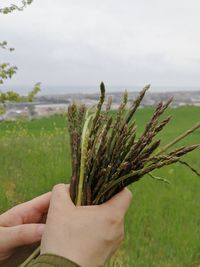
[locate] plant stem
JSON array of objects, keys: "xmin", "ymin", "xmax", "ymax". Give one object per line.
[
  {"xmin": 148, "ymin": 172, "xmax": 170, "ymax": 184},
  {"xmin": 158, "ymin": 122, "xmax": 200, "ymax": 154},
  {"xmin": 19, "ymin": 246, "xmax": 40, "ymax": 267},
  {"xmin": 76, "ymin": 114, "xmax": 93, "ymax": 206}
]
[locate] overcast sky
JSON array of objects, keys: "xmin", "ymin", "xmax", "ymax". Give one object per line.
[{"xmin": 1, "ymin": 0, "xmax": 200, "ymax": 94}]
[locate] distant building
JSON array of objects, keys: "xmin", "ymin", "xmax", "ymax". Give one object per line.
[
  {"xmin": 4, "ymin": 107, "xmax": 30, "ymax": 121},
  {"xmin": 1, "ymin": 90, "xmax": 200, "ymax": 121},
  {"xmin": 34, "ymin": 103, "xmax": 69, "ymax": 117}
]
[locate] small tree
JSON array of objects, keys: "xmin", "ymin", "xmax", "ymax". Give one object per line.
[
  {"xmin": 27, "ymin": 82, "xmax": 41, "ymax": 102},
  {"xmin": 0, "ymin": 41, "xmax": 17, "ymax": 85},
  {"xmin": 0, "ymin": 91, "xmax": 21, "ymax": 102},
  {"xmin": 0, "ymin": 0, "xmax": 40, "ymax": 105},
  {"xmin": 0, "ymin": 83, "xmax": 41, "ymax": 104}
]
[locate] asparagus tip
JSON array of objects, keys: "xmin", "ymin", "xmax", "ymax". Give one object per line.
[{"xmin": 100, "ymin": 82, "xmax": 105, "ymax": 94}]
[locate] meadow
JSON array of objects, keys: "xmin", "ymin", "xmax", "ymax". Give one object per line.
[{"xmin": 0, "ymin": 106, "xmax": 200, "ymax": 267}]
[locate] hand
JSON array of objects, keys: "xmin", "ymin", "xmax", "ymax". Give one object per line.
[
  {"xmin": 41, "ymin": 184, "xmax": 132, "ymax": 267},
  {"xmin": 0, "ymin": 192, "xmax": 51, "ymax": 261}
]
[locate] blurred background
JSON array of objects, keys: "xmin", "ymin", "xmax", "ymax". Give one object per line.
[{"xmin": 0, "ymin": 1, "xmax": 200, "ymax": 267}]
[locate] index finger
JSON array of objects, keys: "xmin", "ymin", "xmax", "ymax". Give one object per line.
[
  {"xmin": 49, "ymin": 184, "xmax": 75, "ymax": 210},
  {"xmin": 0, "ymin": 192, "xmax": 51, "ymax": 227}
]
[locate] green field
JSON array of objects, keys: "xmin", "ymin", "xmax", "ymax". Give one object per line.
[{"xmin": 0, "ymin": 107, "xmax": 200, "ymax": 267}]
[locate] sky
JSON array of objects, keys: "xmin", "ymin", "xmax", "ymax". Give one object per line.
[{"xmin": 1, "ymin": 0, "xmax": 200, "ymax": 94}]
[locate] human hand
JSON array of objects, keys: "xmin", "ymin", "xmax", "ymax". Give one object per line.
[
  {"xmin": 0, "ymin": 192, "xmax": 51, "ymax": 261},
  {"xmin": 41, "ymin": 184, "xmax": 132, "ymax": 267}
]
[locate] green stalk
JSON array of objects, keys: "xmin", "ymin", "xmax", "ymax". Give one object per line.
[
  {"xmin": 148, "ymin": 172, "xmax": 170, "ymax": 184},
  {"xmin": 76, "ymin": 113, "xmax": 93, "ymax": 206},
  {"xmin": 19, "ymin": 247, "xmax": 40, "ymax": 267},
  {"xmin": 158, "ymin": 122, "xmax": 200, "ymax": 154}
]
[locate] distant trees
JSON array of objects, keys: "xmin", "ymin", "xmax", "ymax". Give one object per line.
[{"xmin": 0, "ymin": 0, "xmax": 41, "ymax": 105}]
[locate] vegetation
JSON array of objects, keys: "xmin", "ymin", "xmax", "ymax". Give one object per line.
[
  {"xmin": 0, "ymin": 106, "xmax": 200, "ymax": 266},
  {"xmin": 0, "ymin": 0, "xmax": 34, "ymax": 14},
  {"xmin": 0, "ymin": 41, "xmax": 17, "ymax": 85},
  {"xmin": 0, "ymin": 0, "xmax": 40, "ymax": 105},
  {"xmin": 0, "ymin": 39, "xmax": 41, "ymax": 104},
  {"xmin": 68, "ymin": 83, "xmax": 200, "ymax": 206},
  {"xmin": 1, "ymin": 2, "xmax": 199, "ymax": 266},
  {"xmin": 0, "ymin": 82, "xmax": 41, "ymax": 103}
]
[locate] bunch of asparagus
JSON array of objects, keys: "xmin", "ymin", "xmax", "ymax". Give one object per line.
[{"xmin": 68, "ymin": 83, "xmax": 200, "ymax": 206}]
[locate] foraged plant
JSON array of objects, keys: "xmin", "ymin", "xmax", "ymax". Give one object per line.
[
  {"xmin": 21, "ymin": 83, "xmax": 200, "ymax": 266},
  {"xmin": 68, "ymin": 82, "xmax": 200, "ymax": 206}
]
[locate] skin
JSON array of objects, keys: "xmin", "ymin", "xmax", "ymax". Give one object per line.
[
  {"xmin": 0, "ymin": 184, "xmax": 132, "ymax": 266},
  {"xmin": 0, "ymin": 192, "xmax": 51, "ymax": 261},
  {"xmin": 41, "ymin": 184, "xmax": 132, "ymax": 267}
]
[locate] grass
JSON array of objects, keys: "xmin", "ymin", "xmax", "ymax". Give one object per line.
[{"xmin": 0, "ymin": 107, "xmax": 200, "ymax": 267}]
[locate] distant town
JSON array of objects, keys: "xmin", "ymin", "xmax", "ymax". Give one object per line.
[{"xmin": 1, "ymin": 90, "xmax": 200, "ymax": 121}]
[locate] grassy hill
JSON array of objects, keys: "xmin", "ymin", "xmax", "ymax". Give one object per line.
[{"xmin": 0, "ymin": 106, "xmax": 200, "ymax": 266}]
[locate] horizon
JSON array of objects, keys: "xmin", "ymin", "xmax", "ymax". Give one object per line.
[{"xmin": 1, "ymin": 84, "xmax": 200, "ymax": 96}]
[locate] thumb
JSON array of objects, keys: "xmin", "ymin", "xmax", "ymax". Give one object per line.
[
  {"xmin": 101, "ymin": 188, "xmax": 133, "ymax": 216},
  {"xmin": 3, "ymin": 223, "xmax": 45, "ymax": 249}
]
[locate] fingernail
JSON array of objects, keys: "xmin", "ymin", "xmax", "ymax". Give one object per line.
[{"xmin": 37, "ymin": 224, "xmax": 45, "ymax": 237}]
